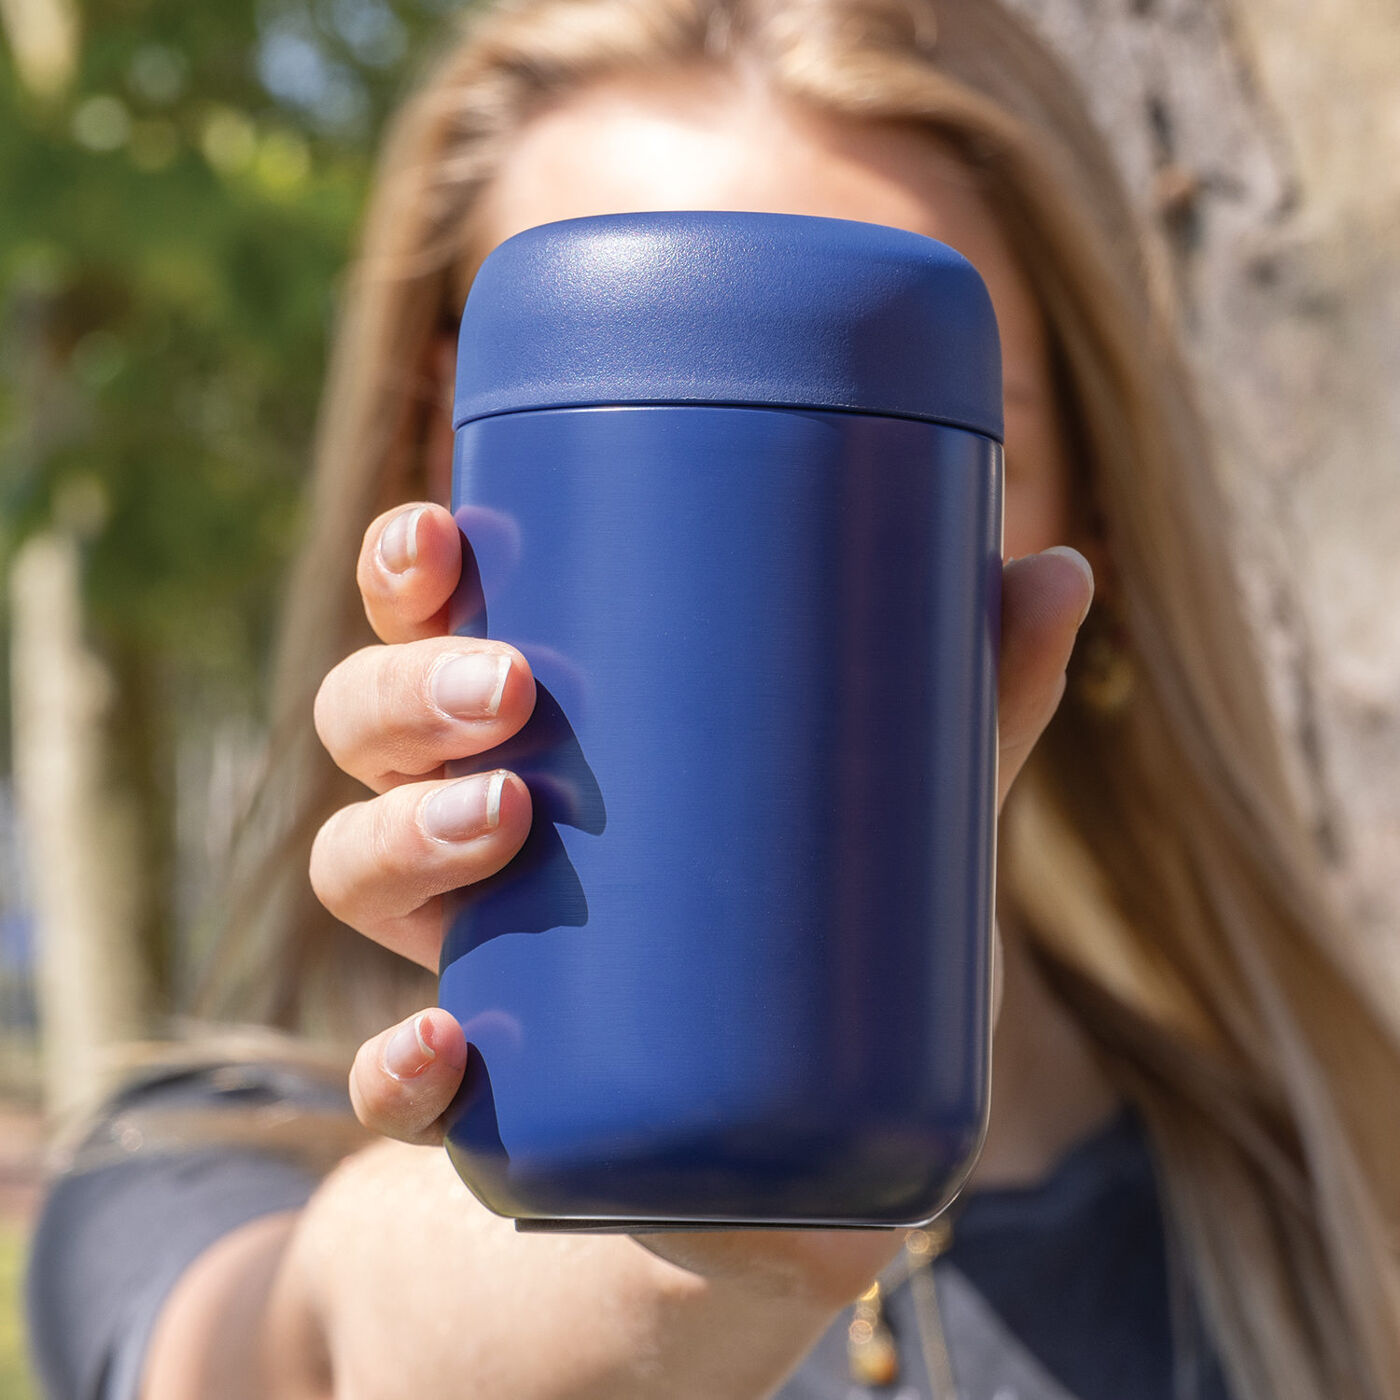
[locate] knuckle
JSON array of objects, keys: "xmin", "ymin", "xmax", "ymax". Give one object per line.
[
  {"xmin": 370, "ymin": 786, "xmax": 455, "ymax": 907},
  {"xmin": 308, "ymin": 806, "xmax": 359, "ymax": 921},
  {"xmin": 314, "ymin": 647, "xmax": 381, "ymax": 760},
  {"xmin": 312, "ymin": 659, "xmax": 349, "ymax": 747},
  {"xmin": 313, "ymin": 777, "xmax": 519, "ymax": 934},
  {"xmin": 365, "ymin": 790, "xmax": 416, "ymax": 884},
  {"xmin": 370, "ymin": 648, "xmax": 401, "ymax": 737},
  {"xmin": 370, "ymin": 646, "xmax": 453, "ymax": 772},
  {"xmin": 310, "ymin": 796, "xmax": 428, "ymax": 926},
  {"xmin": 335, "ymin": 637, "xmax": 535, "ymax": 783},
  {"xmin": 397, "ymin": 644, "xmax": 450, "ymax": 733}
]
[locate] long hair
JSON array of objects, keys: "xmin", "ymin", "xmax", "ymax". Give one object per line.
[{"xmin": 104, "ymin": 0, "xmax": 1400, "ymax": 1395}]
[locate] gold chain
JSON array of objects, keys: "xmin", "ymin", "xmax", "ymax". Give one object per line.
[{"xmin": 847, "ymin": 1217, "xmax": 958, "ymax": 1397}]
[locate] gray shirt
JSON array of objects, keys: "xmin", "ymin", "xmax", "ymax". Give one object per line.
[{"xmin": 24, "ymin": 1063, "xmax": 1231, "ymax": 1400}]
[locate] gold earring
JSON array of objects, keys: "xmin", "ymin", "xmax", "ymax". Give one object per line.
[{"xmin": 1073, "ymin": 614, "xmax": 1137, "ymax": 715}]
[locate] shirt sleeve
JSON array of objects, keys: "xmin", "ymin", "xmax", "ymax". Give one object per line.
[{"xmin": 23, "ymin": 1071, "xmax": 331, "ymax": 1400}]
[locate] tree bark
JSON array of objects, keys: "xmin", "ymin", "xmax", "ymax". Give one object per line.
[{"xmin": 1008, "ymin": 0, "xmax": 1400, "ymax": 967}]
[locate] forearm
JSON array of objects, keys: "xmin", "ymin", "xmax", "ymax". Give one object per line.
[{"xmin": 279, "ymin": 1139, "xmax": 849, "ymax": 1400}]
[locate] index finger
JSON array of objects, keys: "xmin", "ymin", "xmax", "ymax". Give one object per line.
[{"xmin": 357, "ymin": 503, "xmax": 463, "ymax": 643}]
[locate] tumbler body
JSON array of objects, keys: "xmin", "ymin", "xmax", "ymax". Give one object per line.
[{"xmin": 438, "ymin": 211, "xmax": 1004, "ymax": 1230}]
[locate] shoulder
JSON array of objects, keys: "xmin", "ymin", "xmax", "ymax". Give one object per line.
[{"xmin": 24, "ymin": 1058, "xmax": 353, "ymax": 1400}]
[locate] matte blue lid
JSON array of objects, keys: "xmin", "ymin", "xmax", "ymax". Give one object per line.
[{"xmin": 454, "ymin": 210, "xmax": 1003, "ymax": 442}]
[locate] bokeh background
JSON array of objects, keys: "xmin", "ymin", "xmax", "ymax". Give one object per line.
[
  {"xmin": 1, "ymin": 0, "xmax": 1398, "ymax": 1394},
  {"xmin": 0, "ymin": 2, "xmax": 471, "ymax": 1393}
]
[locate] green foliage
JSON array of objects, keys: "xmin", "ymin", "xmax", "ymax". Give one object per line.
[{"xmin": 0, "ymin": 0, "xmax": 462, "ymax": 701}]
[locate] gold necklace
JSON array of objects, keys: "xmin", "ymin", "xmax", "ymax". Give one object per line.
[{"xmin": 847, "ymin": 1217, "xmax": 959, "ymax": 1398}]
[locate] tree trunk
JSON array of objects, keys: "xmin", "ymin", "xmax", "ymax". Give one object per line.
[
  {"xmin": 9, "ymin": 530, "xmax": 155, "ymax": 1124},
  {"xmin": 1008, "ymin": 0, "xmax": 1400, "ymax": 966}
]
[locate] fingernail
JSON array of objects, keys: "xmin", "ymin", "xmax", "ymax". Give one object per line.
[
  {"xmin": 383, "ymin": 1013, "xmax": 436, "ymax": 1081},
  {"xmin": 422, "ymin": 771, "xmax": 506, "ymax": 842},
  {"xmin": 432, "ymin": 651, "xmax": 511, "ymax": 719},
  {"xmin": 1042, "ymin": 545, "xmax": 1095, "ymax": 624},
  {"xmin": 379, "ymin": 506, "xmax": 426, "ymax": 575}
]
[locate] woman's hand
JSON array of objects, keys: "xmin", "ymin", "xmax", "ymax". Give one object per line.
[
  {"xmin": 310, "ymin": 502, "xmax": 538, "ymax": 984},
  {"xmin": 309, "ymin": 502, "xmax": 1094, "ymax": 1311}
]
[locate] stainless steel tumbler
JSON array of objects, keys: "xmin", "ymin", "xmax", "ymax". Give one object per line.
[{"xmin": 439, "ymin": 210, "xmax": 1003, "ymax": 1231}]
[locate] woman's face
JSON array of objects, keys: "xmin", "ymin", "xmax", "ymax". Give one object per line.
[{"xmin": 441, "ymin": 67, "xmax": 1078, "ymax": 562}]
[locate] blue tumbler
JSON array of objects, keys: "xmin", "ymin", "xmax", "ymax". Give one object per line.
[{"xmin": 439, "ymin": 210, "xmax": 1003, "ymax": 1231}]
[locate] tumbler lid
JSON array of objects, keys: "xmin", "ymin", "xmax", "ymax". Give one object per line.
[{"xmin": 453, "ymin": 210, "xmax": 1003, "ymax": 441}]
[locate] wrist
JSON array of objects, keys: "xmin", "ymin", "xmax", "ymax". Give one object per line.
[
  {"xmin": 620, "ymin": 1234, "xmax": 886, "ymax": 1400},
  {"xmin": 630, "ymin": 1225, "xmax": 906, "ymax": 1316}
]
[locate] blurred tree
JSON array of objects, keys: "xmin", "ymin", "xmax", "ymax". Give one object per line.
[
  {"xmin": 1011, "ymin": 0, "xmax": 1400, "ymax": 981},
  {"xmin": 0, "ymin": 0, "xmax": 465, "ymax": 1108}
]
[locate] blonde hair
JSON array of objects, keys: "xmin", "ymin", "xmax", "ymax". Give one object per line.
[{"xmin": 117, "ymin": 0, "xmax": 1400, "ymax": 1395}]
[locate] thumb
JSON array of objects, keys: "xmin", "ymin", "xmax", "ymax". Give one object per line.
[{"xmin": 996, "ymin": 545, "xmax": 1095, "ymax": 811}]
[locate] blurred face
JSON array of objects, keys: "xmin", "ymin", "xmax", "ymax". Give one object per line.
[{"xmin": 432, "ymin": 67, "xmax": 1079, "ymax": 562}]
